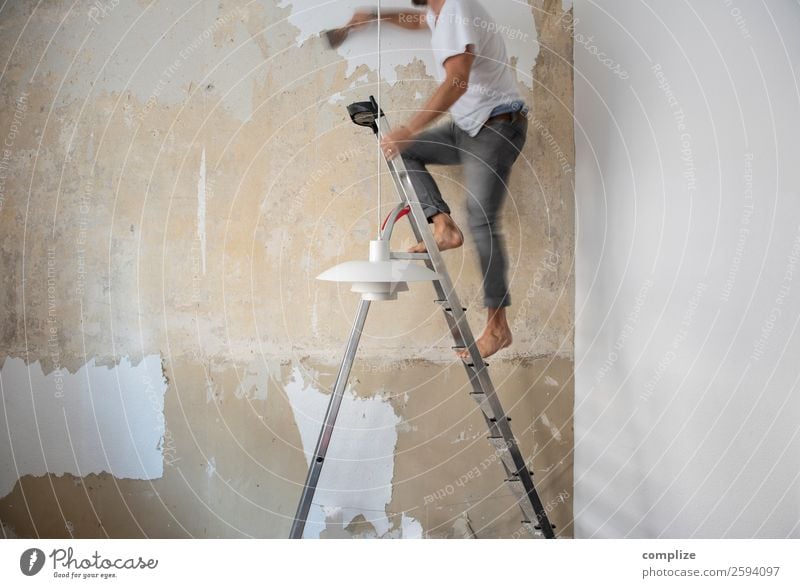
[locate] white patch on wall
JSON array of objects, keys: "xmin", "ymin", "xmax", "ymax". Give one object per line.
[
  {"xmin": 400, "ymin": 513, "xmax": 423, "ymax": 538},
  {"xmin": 540, "ymin": 413, "xmax": 562, "ymax": 442},
  {"xmin": 233, "ymin": 358, "xmax": 273, "ymax": 401},
  {"xmin": 0, "ymin": 356, "xmax": 167, "ymax": 499},
  {"xmin": 285, "ymin": 365, "xmax": 417, "ymax": 538},
  {"xmin": 279, "ymin": 0, "xmax": 538, "ymax": 88},
  {"xmin": 197, "ymin": 147, "xmax": 207, "ymax": 275},
  {"xmin": 327, "ymin": 92, "xmax": 345, "ymax": 105}
]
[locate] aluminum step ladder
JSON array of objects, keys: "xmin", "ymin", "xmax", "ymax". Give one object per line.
[{"xmin": 289, "ymin": 97, "xmax": 556, "ymax": 539}]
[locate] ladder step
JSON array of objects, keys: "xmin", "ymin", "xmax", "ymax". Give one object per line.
[
  {"xmin": 463, "ymin": 358, "xmax": 489, "ymax": 369},
  {"xmin": 522, "ymin": 521, "xmax": 557, "ymax": 532},
  {"xmin": 505, "ymin": 470, "xmax": 534, "ymax": 483},
  {"xmin": 390, "ymin": 252, "xmax": 430, "ymax": 260},
  {"xmin": 434, "ymin": 299, "xmax": 467, "ymax": 312}
]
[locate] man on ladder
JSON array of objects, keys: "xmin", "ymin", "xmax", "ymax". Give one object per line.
[{"xmin": 348, "ymin": 0, "xmax": 529, "ymax": 359}]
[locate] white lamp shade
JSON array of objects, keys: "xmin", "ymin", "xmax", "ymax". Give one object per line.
[
  {"xmin": 316, "ymin": 240, "xmax": 439, "ymax": 301},
  {"xmin": 316, "ymin": 259, "xmax": 438, "ymax": 283}
]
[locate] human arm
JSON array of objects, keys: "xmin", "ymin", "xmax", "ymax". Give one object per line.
[
  {"xmin": 347, "ymin": 9, "xmax": 428, "ymax": 31},
  {"xmin": 380, "ymin": 49, "xmax": 475, "ymax": 158}
]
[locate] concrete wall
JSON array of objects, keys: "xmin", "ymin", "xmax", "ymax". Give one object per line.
[
  {"xmin": 0, "ymin": 0, "xmax": 574, "ymax": 538},
  {"xmin": 574, "ymin": 0, "xmax": 800, "ymax": 538}
]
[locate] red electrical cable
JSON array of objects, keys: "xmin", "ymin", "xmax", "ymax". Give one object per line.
[{"xmin": 381, "ymin": 205, "xmax": 410, "ymax": 231}]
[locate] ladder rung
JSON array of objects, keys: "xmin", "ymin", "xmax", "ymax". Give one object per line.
[
  {"xmin": 434, "ymin": 299, "xmax": 467, "ymax": 312},
  {"xmin": 463, "ymin": 358, "xmax": 489, "ymax": 369},
  {"xmin": 390, "ymin": 252, "xmax": 430, "ymax": 260},
  {"xmin": 506, "ymin": 469, "xmax": 534, "ymax": 481},
  {"xmin": 505, "ymin": 469, "xmax": 534, "ymax": 481},
  {"xmin": 522, "ymin": 521, "xmax": 557, "ymax": 531}
]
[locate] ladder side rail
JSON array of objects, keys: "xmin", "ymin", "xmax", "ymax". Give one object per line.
[
  {"xmin": 364, "ymin": 103, "xmax": 556, "ymax": 538},
  {"xmin": 289, "ymin": 299, "xmax": 372, "ymax": 538}
]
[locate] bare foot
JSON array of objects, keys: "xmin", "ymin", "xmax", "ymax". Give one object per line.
[
  {"xmin": 456, "ymin": 307, "xmax": 513, "ymax": 360},
  {"xmin": 457, "ymin": 327, "xmax": 513, "ymax": 360},
  {"xmin": 408, "ymin": 212, "xmax": 463, "ymax": 253}
]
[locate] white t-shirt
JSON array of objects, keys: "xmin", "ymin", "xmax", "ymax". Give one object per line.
[{"xmin": 426, "ymin": 0, "xmax": 523, "ymax": 137}]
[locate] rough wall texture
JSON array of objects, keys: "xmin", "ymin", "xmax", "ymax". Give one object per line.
[{"xmin": 0, "ymin": 0, "xmax": 574, "ymax": 538}]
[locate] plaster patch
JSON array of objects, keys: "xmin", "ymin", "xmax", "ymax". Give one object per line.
[
  {"xmin": 0, "ymin": 355, "xmax": 167, "ymax": 499},
  {"xmin": 204, "ymin": 372, "xmax": 216, "ymax": 403},
  {"xmin": 452, "ymin": 512, "xmax": 477, "ymax": 538},
  {"xmin": 540, "ymin": 413, "xmax": 562, "ymax": 442},
  {"xmin": 206, "ymin": 457, "xmax": 216, "ymax": 478},
  {"xmin": 278, "ymin": 0, "xmax": 538, "ymax": 88},
  {"xmin": 284, "ymin": 365, "xmax": 400, "ymax": 537},
  {"xmin": 233, "ymin": 365, "xmax": 267, "ymax": 401},
  {"xmin": 400, "ymin": 513, "xmax": 423, "ymax": 538},
  {"xmin": 197, "ymin": 147, "xmax": 207, "ymax": 275},
  {"xmin": 327, "ymin": 92, "xmax": 346, "ymax": 105}
]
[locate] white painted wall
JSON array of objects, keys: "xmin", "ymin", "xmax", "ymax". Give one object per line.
[
  {"xmin": 285, "ymin": 365, "xmax": 413, "ymax": 538},
  {"xmin": 0, "ymin": 356, "xmax": 167, "ymax": 499},
  {"xmin": 574, "ymin": 0, "xmax": 800, "ymax": 537}
]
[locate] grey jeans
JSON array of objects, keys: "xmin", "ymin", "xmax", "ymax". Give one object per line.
[{"xmin": 400, "ymin": 112, "xmax": 528, "ymax": 308}]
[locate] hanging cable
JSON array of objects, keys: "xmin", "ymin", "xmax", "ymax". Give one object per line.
[{"xmin": 376, "ymin": 0, "xmax": 382, "ymax": 237}]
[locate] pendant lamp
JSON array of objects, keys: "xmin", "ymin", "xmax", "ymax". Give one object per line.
[
  {"xmin": 317, "ymin": 238, "xmax": 438, "ymax": 301},
  {"xmin": 317, "ymin": 9, "xmax": 437, "ymax": 302}
]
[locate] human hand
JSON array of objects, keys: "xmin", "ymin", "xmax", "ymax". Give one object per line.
[
  {"xmin": 380, "ymin": 126, "xmax": 414, "ymax": 159},
  {"xmin": 347, "ymin": 9, "xmax": 377, "ymax": 30}
]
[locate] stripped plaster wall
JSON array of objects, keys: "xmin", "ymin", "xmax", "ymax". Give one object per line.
[{"xmin": 0, "ymin": 0, "xmax": 574, "ymax": 538}]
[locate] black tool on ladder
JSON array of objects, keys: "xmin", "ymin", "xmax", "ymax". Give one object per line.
[{"xmin": 289, "ymin": 97, "xmax": 556, "ymax": 539}]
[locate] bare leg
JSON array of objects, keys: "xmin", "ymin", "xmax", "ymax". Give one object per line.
[
  {"xmin": 457, "ymin": 307, "xmax": 513, "ymax": 359},
  {"xmin": 408, "ymin": 211, "xmax": 464, "ymax": 253}
]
